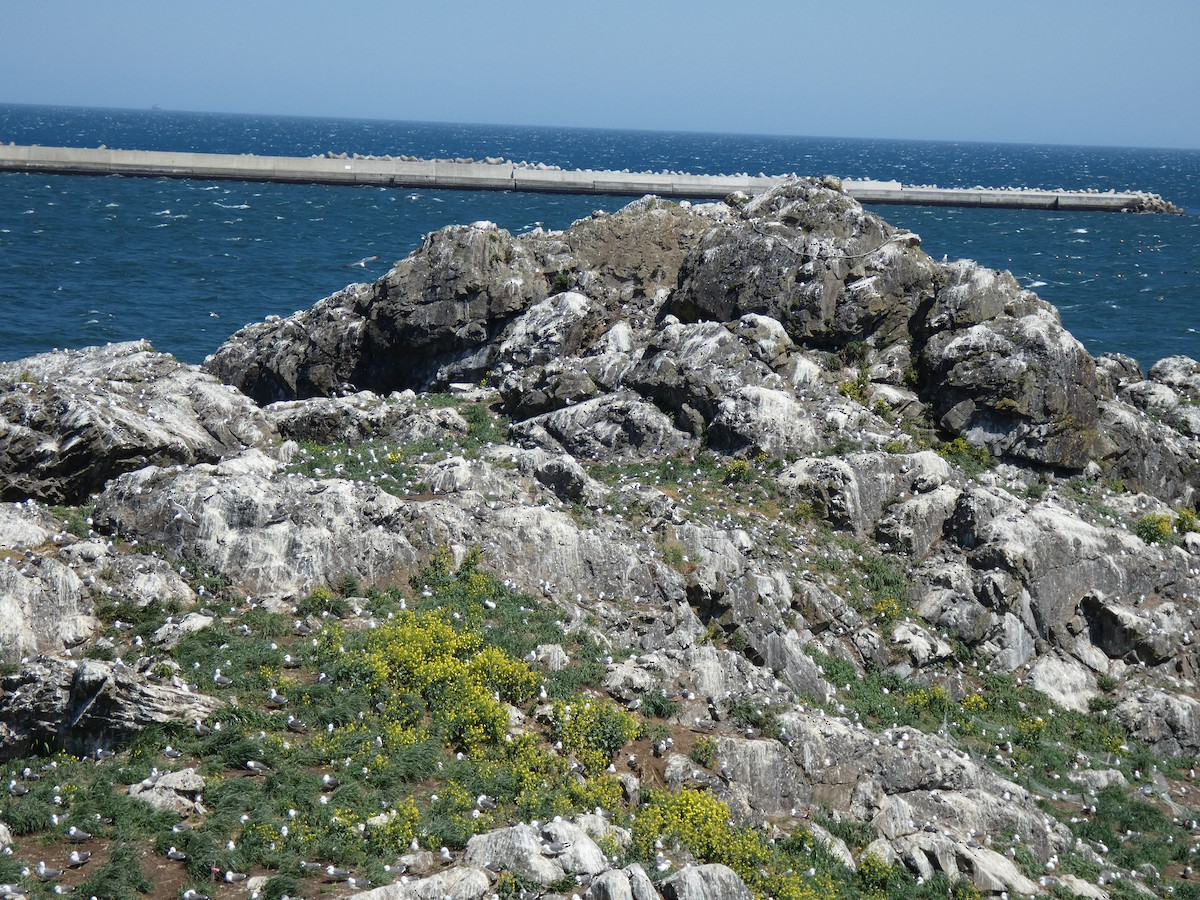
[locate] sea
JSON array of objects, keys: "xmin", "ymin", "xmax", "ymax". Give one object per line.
[{"xmin": 2, "ymin": 103, "xmax": 1199, "ymax": 369}]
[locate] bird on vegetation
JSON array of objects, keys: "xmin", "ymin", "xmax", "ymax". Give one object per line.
[
  {"xmin": 7, "ymin": 780, "xmax": 27, "ymax": 796},
  {"xmin": 266, "ymin": 687, "xmax": 288, "ymax": 708},
  {"xmin": 316, "ymin": 672, "xmax": 334, "ymax": 686},
  {"xmin": 93, "ymin": 748, "xmax": 114, "ymax": 761},
  {"xmin": 182, "ymin": 892, "xmax": 210, "ymax": 900},
  {"xmin": 166, "ymin": 847, "xmax": 187, "ymax": 861},
  {"xmin": 321, "ymin": 773, "xmax": 340, "ymax": 789},
  {"xmin": 476, "ymin": 794, "xmax": 497, "ymax": 810},
  {"xmin": 53, "ymin": 886, "xmax": 77, "ymax": 895},
  {"xmin": 286, "ymin": 716, "xmax": 308, "ymax": 734},
  {"xmin": 212, "ymin": 669, "xmax": 232, "ymax": 687},
  {"xmin": 325, "ymin": 866, "xmax": 351, "ymax": 880},
  {"xmin": 66, "ymin": 826, "xmax": 92, "ymax": 842},
  {"xmin": 67, "ymin": 851, "xmax": 91, "ymax": 867},
  {"xmin": 36, "ymin": 862, "xmax": 65, "ymax": 879},
  {"xmin": 163, "ymin": 746, "xmax": 182, "ymax": 760},
  {"xmin": 245, "ymin": 760, "xmax": 270, "ymax": 774}
]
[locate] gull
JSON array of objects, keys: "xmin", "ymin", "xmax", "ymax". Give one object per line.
[
  {"xmin": 67, "ymin": 850, "xmax": 91, "ymax": 867},
  {"xmin": 36, "ymin": 861, "xmax": 65, "ymax": 879},
  {"xmin": 286, "ymin": 716, "xmax": 308, "ymax": 734},
  {"xmin": 266, "ymin": 688, "xmax": 288, "ymax": 708},
  {"xmin": 66, "ymin": 826, "xmax": 92, "ymax": 841},
  {"xmin": 322, "ymin": 773, "xmax": 340, "ymax": 789},
  {"xmin": 182, "ymin": 892, "xmax": 210, "ymax": 900},
  {"xmin": 163, "ymin": 746, "xmax": 182, "ymax": 760},
  {"xmin": 476, "ymin": 794, "xmax": 497, "ymax": 810},
  {"xmin": 166, "ymin": 846, "xmax": 187, "ymax": 861},
  {"xmin": 343, "ymin": 255, "xmax": 379, "ymax": 269},
  {"xmin": 7, "ymin": 780, "xmax": 27, "ymax": 796},
  {"xmin": 245, "ymin": 760, "xmax": 271, "ymax": 774},
  {"xmin": 212, "ymin": 668, "xmax": 232, "ymax": 688},
  {"xmin": 225, "ymin": 870, "xmax": 248, "ymax": 883},
  {"xmin": 439, "ymin": 846, "xmax": 453, "ymax": 862},
  {"xmin": 169, "ymin": 500, "xmax": 198, "ymax": 527},
  {"xmin": 325, "ymin": 866, "xmax": 351, "ymax": 880},
  {"xmin": 316, "ymin": 672, "xmax": 334, "ymax": 686}
]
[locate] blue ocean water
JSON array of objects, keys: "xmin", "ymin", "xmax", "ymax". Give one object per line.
[{"xmin": 2, "ymin": 103, "xmax": 1199, "ymax": 368}]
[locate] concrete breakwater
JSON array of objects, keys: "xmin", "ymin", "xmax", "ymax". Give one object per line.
[{"xmin": 0, "ymin": 143, "xmax": 1183, "ymax": 213}]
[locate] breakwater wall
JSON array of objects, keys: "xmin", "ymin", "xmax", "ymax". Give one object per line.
[{"xmin": 0, "ymin": 144, "xmax": 1182, "ymax": 213}]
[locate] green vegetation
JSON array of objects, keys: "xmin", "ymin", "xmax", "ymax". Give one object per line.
[{"xmin": 935, "ymin": 437, "xmax": 995, "ymax": 477}]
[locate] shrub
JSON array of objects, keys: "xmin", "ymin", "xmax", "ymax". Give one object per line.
[
  {"xmin": 1134, "ymin": 512, "xmax": 1174, "ymax": 544},
  {"xmin": 690, "ymin": 737, "xmax": 718, "ymax": 768},
  {"xmin": 936, "ymin": 437, "xmax": 995, "ymax": 477},
  {"xmin": 723, "ymin": 458, "xmax": 753, "ymax": 483},
  {"xmin": 550, "ymin": 698, "xmax": 639, "ymax": 775}
]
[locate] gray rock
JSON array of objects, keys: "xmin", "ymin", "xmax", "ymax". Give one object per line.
[
  {"xmin": 513, "ymin": 393, "xmax": 694, "ymax": 460},
  {"xmin": 93, "ymin": 450, "xmax": 418, "ymax": 601},
  {"xmin": 128, "ymin": 767, "xmax": 206, "ymax": 815},
  {"xmin": 660, "ymin": 863, "xmax": 753, "ymax": 900},
  {"xmin": 916, "ymin": 260, "xmax": 1105, "ymax": 470},
  {"xmin": 588, "ymin": 869, "xmax": 633, "ymax": 900},
  {"xmin": 0, "ymin": 342, "xmax": 276, "ymax": 503},
  {"xmin": 0, "ymin": 549, "xmax": 93, "ymax": 661},
  {"xmin": 0, "ymin": 656, "xmax": 222, "ymax": 757},
  {"xmin": 345, "ymin": 865, "xmax": 491, "ymax": 899},
  {"xmin": 462, "ymin": 824, "xmax": 565, "ymax": 886}
]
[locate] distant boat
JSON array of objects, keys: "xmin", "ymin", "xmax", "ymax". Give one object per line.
[{"xmin": 152, "ymin": 104, "xmax": 162, "ymax": 111}]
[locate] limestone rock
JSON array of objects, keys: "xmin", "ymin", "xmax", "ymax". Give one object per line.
[
  {"xmin": 93, "ymin": 451, "xmax": 419, "ymax": 601},
  {"xmin": 344, "ymin": 865, "xmax": 491, "ymax": 900},
  {"xmin": 462, "ymin": 823, "xmax": 565, "ymax": 886},
  {"xmin": 0, "ymin": 342, "xmax": 276, "ymax": 503},
  {"xmin": 0, "ymin": 656, "xmax": 222, "ymax": 757},
  {"xmin": 660, "ymin": 863, "xmax": 753, "ymax": 900},
  {"xmin": 128, "ymin": 767, "xmax": 206, "ymax": 816}
]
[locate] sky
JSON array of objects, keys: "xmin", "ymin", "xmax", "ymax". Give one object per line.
[{"xmin": 3, "ymin": 0, "xmax": 1198, "ymax": 150}]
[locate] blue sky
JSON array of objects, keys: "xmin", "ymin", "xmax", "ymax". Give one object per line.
[{"xmin": 3, "ymin": 0, "xmax": 1198, "ymax": 149}]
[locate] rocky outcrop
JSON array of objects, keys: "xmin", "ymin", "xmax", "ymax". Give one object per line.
[
  {"xmin": 0, "ymin": 342, "xmax": 276, "ymax": 503},
  {"xmin": 0, "ymin": 656, "xmax": 222, "ymax": 757},
  {"xmin": 5, "ymin": 177, "xmax": 1200, "ymax": 899}
]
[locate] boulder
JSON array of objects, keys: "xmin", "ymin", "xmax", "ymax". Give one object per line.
[
  {"xmin": 0, "ymin": 656, "xmax": 222, "ymax": 757},
  {"xmin": 128, "ymin": 767, "xmax": 206, "ymax": 816},
  {"xmin": 0, "ymin": 342, "xmax": 276, "ymax": 503},
  {"xmin": 462, "ymin": 824, "xmax": 565, "ymax": 886},
  {"xmin": 660, "ymin": 863, "xmax": 753, "ymax": 900},
  {"xmin": 93, "ymin": 451, "xmax": 419, "ymax": 600}
]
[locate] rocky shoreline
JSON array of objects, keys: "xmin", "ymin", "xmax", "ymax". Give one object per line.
[{"xmin": 2, "ymin": 177, "xmax": 1200, "ymax": 900}]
